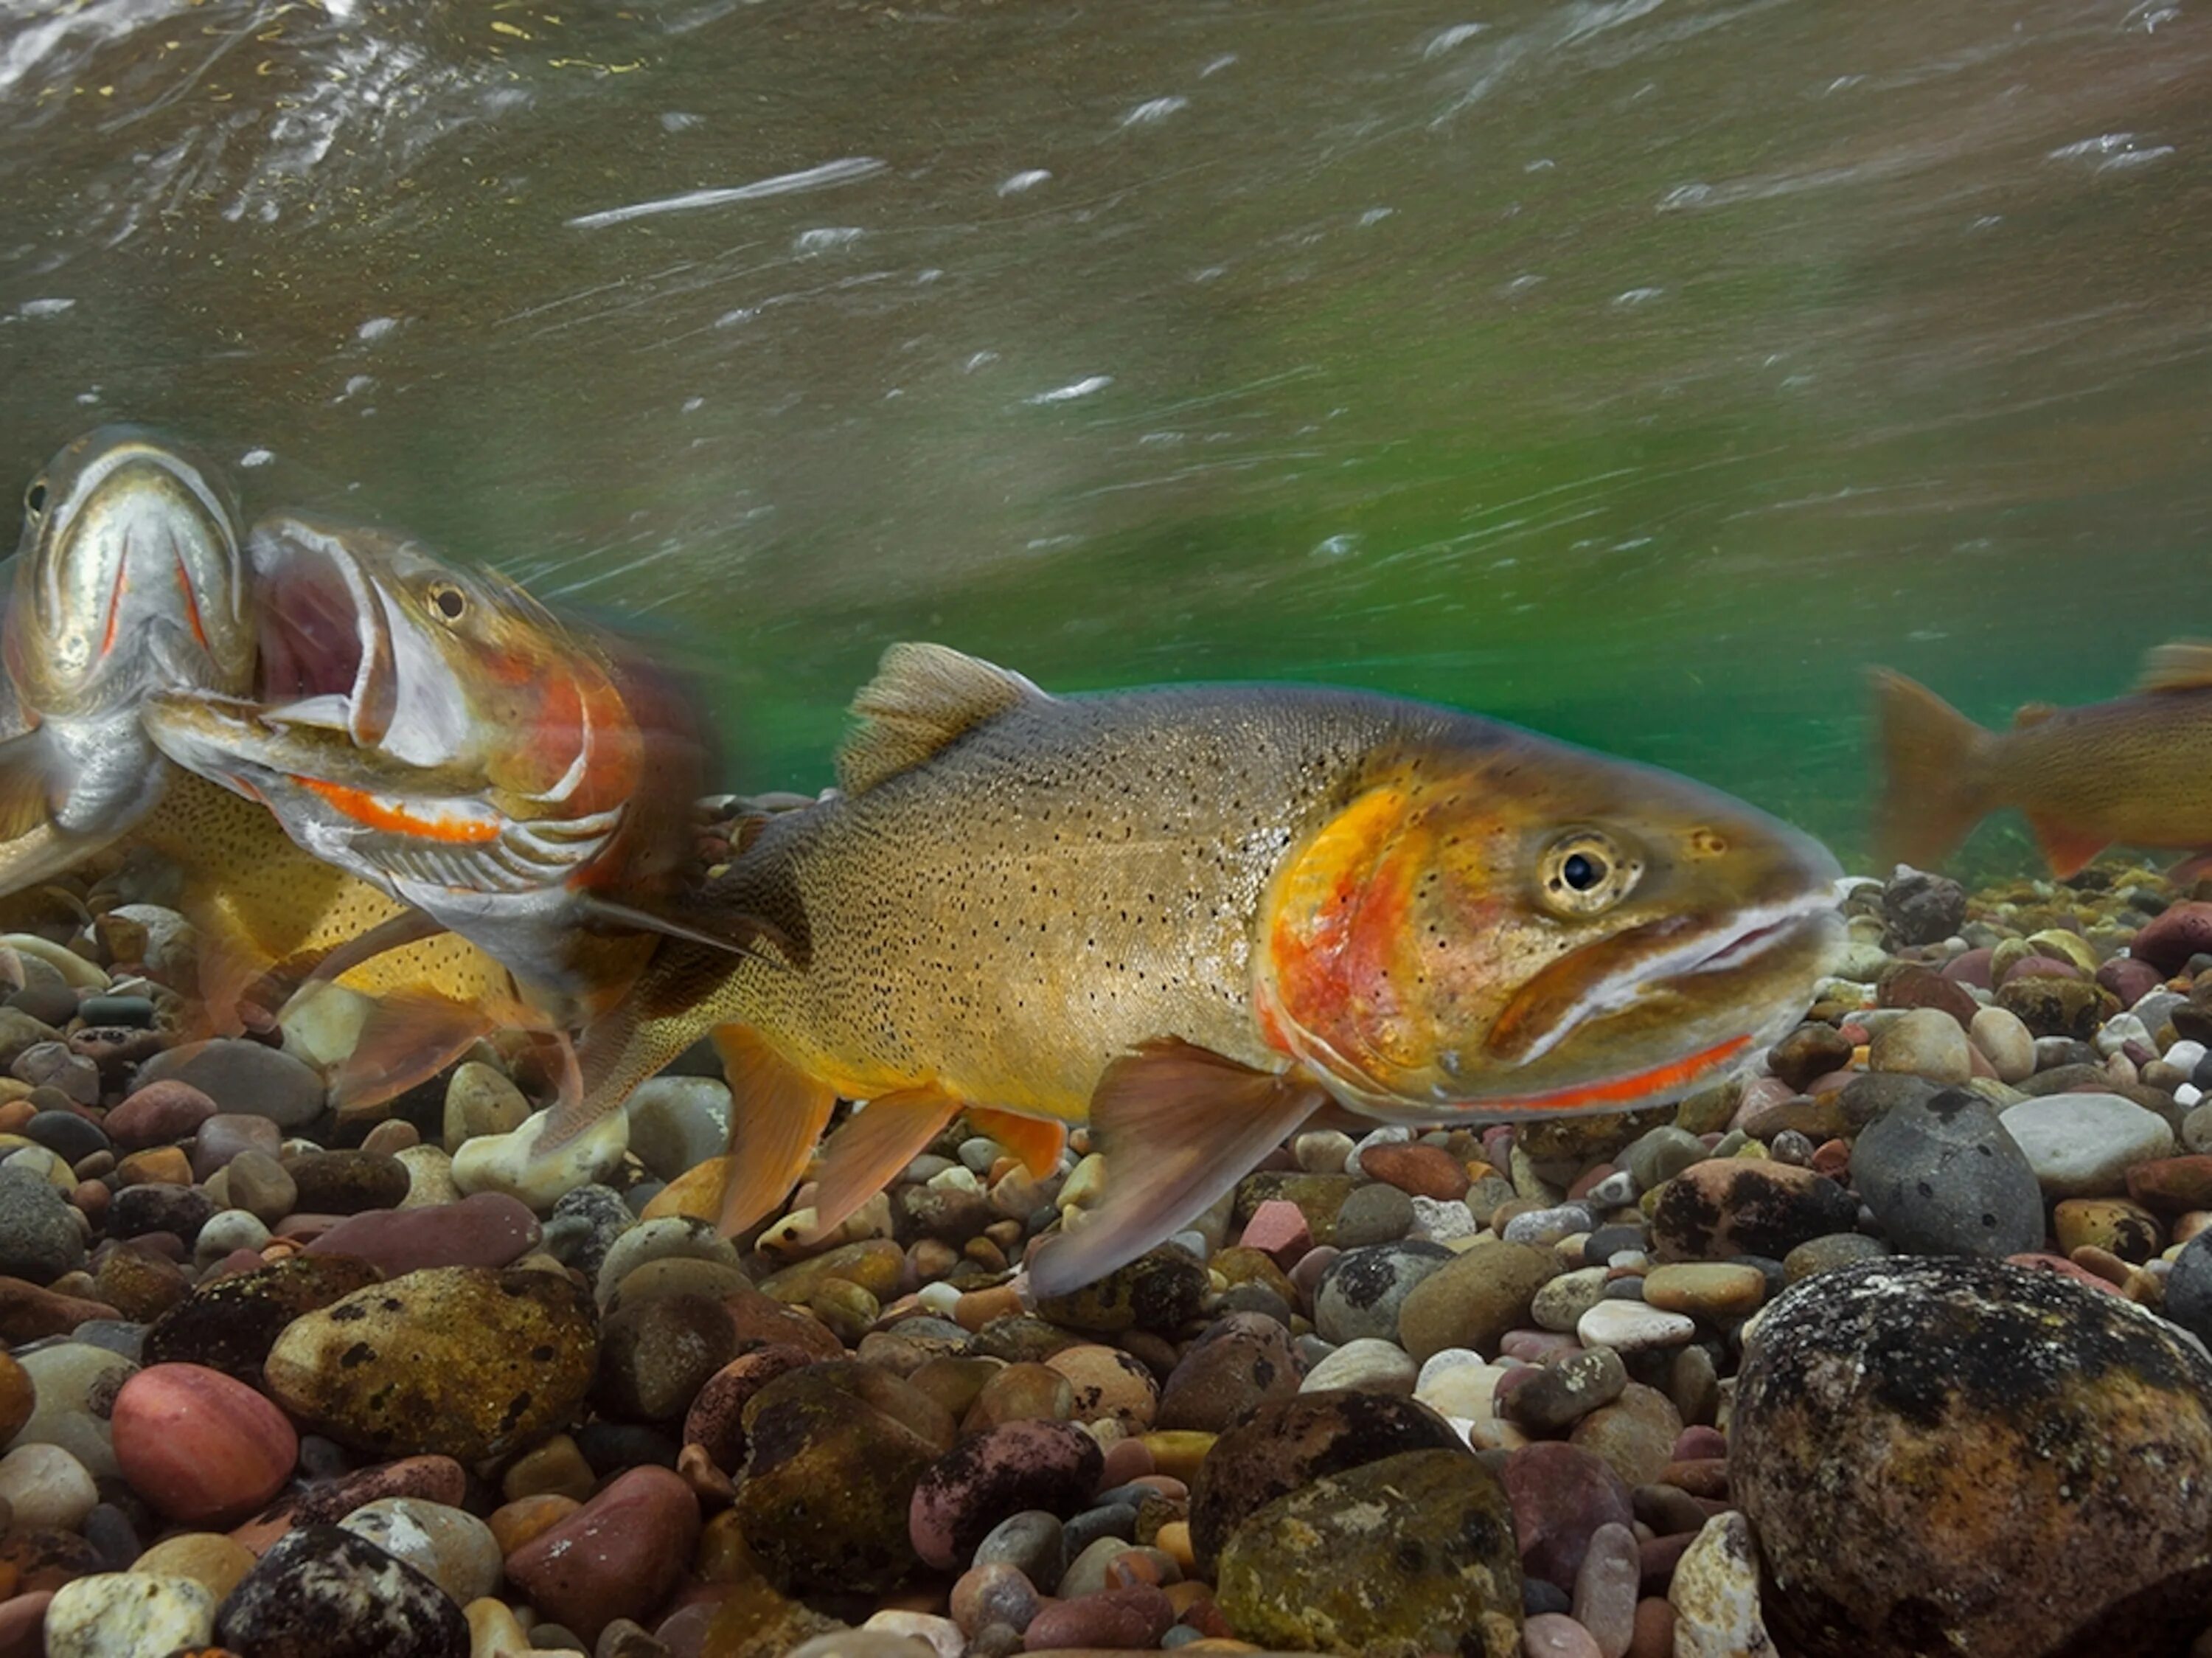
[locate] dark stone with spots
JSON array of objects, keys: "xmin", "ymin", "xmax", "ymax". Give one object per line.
[
  {"xmin": 232, "ymin": 1455, "xmax": 467, "ymax": 1553},
  {"xmin": 1155, "ymin": 1311, "xmax": 1304, "ymax": 1432},
  {"xmin": 1882, "ymin": 870, "xmax": 1967, "ymax": 948},
  {"xmin": 1313, "ymin": 1241, "xmax": 1455, "ymax": 1345},
  {"xmin": 215, "ymin": 1524, "xmax": 467, "ymax": 1657},
  {"xmin": 896, "ymin": 1182, "xmax": 992, "ymax": 1245},
  {"xmin": 908, "ymin": 1418, "xmax": 1105, "ymax": 1570},
  {"xmin": 262, "ymin": 1266, "xmax": 598, "ymax": 1463},
  {"xmin": 144, "ymin": 1253, "xmax": 383, "ymax": 1383},
  {"xmin": 0, "ymin": 1526, "xmax": 105, "ymax": 1593},
  {"xmin": 1032, "ymin": 1247, "xmax": 1206, "ymax": 1336},
  {"xmin": 2166, "ymin": 1231, "xmax": 2212, "ymax": 1347},
  {"xmin": 542, "ymin": 1184, "xmax": 635, "ymax": 1283},
  {"xmin": 1767, "ymin": 1023, "xmax": 1855, "ymax": 1092},
  {"xmin": 681, "ymin": 1345, "xmax": 819, "ymax": 1472},
  {"xmin": 1189, "ymin": 1389, "xmax": 1469, "ymax": 1572},
  {"xmin": 107, "ymin": 1182, "xmax": 219, "ymax": 1246},
  {"xmin": 734, "ymin": 1362, "xmax": 950, "ymax": 1589},
  {"xmin": 1835, "ymin": 1072, "xmax": 1941, "ymax": 1132},
  {"xmin": 1215, "ymin": 1449, "xmax": 1523, "ymax": 1658},
  {"xmin": 0, "ymin": 1168, "xmax": 86, "ymax": 1283},
  {"xmin": 969, "ymin": 1314, "xmax": 1087, "ymax": 1364},
  {"xmin": 1849, "ymin": 1089, "xmax": 2044, "ymax": 1259},
  {"xmin": 1734, "ymin": 1256, "xmax": 2212, "ymax": 1658},
  {"xmin": 1648, "ymin": 1160, "xmax": 1858, "ymax": 1263},
  {"xmin": 282, "ymin": 1151, "xmax": 411, "ymax": 1216}
]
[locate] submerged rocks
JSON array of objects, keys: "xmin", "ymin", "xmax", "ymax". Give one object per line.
[
  {"xmin": 263, "ymin": 1266, "xmax": 597, "ymax": 1461},
  {"xmin": 1649, "ymin": 1159, "xmax": 1857, "ymax": 1262},
  {"xmin": 1849, "ymin": 1088, "xmax": 2043, "ymax": 1258},
  {"xmin": 1214, "ymin": 1449, "xmax": 1522, "ymax": 1658},
  {"xmin": 215, "ymin": 1524, "xmax": 467, "ymax": 1657},
  {"xmin": 110, "ymin": 1363, "xmax": 296, "ymax": 1525},
  {"xmin": 1732, "ymin": 1255, "xmax": 2212, "ymax": 1658}
]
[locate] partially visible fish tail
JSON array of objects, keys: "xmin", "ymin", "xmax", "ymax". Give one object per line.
[{"xmin": 1869, "ymin": 667, "xmax": 1995, "ymax": 871}]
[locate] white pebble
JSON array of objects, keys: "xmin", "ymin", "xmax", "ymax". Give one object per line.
[
  {"xmin": 0, "ymin": 1442, "xmax": 97, "ymax": 1529},
  {"xmin": 2167, "ymin": 1040, "xmax": 2208, "ymax": 1072},
  {"xmin": 1407, "ymin": 1193, "xmax": 1480, "ymax": 1243},
  {"xmin": 2183, "ymin": 1084, "xmax": 2205, "ymax": 1109},
  {"xmin": 1576, "ymin": 1299, "xmax": 1697, "ymax": 1353}
]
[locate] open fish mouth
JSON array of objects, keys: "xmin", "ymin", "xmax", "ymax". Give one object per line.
[{"xmin": 247, "ymin": 518, "xmax": 394, "ymax": 746}]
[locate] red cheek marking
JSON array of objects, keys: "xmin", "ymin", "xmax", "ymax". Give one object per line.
[
  {"xmin": 171, "ymin": 557, "xmax": 211, "ymax": 651},
  {"xmin": 295, "ymin": 775, "xmax": 500, "ymax": 845},
  {"xmin": 98, "ymin": 558, "xmax": 128, "ymax": 661},
  {"xmin": 1464, "ymin": 1032, "xmax": 1753, "ymax": 1114}
]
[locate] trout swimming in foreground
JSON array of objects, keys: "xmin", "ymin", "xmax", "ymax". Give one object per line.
[
  {"xmin": 582, "ymin": 642, "xmax": 1845, "ymax": 1294},
  {"xmin": 0, "ymin": 428, "xmax": 254, "ymax": 893},
  {"xmin": 142, "ymin": 512, "xmax": 731, "ymax": 1106},
  {"xmin": 1873, "ymin": 644, "xmax": 2212, "ymax": 879}
]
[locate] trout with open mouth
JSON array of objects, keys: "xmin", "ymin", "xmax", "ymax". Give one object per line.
[
  {"xmin": 141, "ymin": 511, "xmax": 731, "ymax": 1106},
  {"xmin": 0, "ymin": 427, "xmax": 254, "ymax": 893},
  {"xmin": 580, "ymin": 642, "xmax": 1846, "ymax": 1294}
]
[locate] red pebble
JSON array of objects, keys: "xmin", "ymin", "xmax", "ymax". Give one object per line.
[
  {"xmin": 1638, "ymin": 1530, "xmax": 1695, "ymax": 1592},
  {"xmin": 1628, "ymin": 1595, "xmax": 1677, "ymax": 1658},
  {"xmin": 1023, "ymin": 1583, "xmax": 1173, "ymax": 1651},
  {"xmin": 1236, "ymin": 1199, "xmax": 1312, "ymax": 1266},
  {"xmin": 112, "ymin": 1363, "xmax": 297, "ymax": 1525},
  {"xmin": 1360, "ymin": 1142, "xmax": 1472, "ymax": 1201},
  {"xmin": 504, "ymin": 1465, "xmax": 701, "ymax": 1643},
  {"xmin": 1671, "ymin": 1426, "xmax": 1726, "ymax": 1461}
]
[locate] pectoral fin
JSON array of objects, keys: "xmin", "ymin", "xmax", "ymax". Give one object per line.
[
  {"xmin": 1023, "ymin": 1039, "xmax": 1328, "ymax": 1300},
  {"xmin": 809, "ymin": 1083, "xmax": 962, "ymax": 1238},
  {"xmin": 968, "ymin": 1107, "xmax": 1068, "ymax": 1179},
  {"xmin": 2136, "ymin": 642, "xmax": 2212, "ymax": 694},
  {"xmin": 710, "ymin": 1023, "xmax": 840, "ymax": 1235},
  {"xmin": 0, "ymin": 732, "xmax": 90, "ymax": 898},
  {"xmin": 2025, "ymin": 813, "xmax": 2107, "ymax": 881}
]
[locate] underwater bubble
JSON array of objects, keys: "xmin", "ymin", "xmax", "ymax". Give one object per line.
[
  {"xmin": 1025, "ymin": 376, "xmax": 1112, "ymax": 405},
  {"xmin": 356, "ymin": 316, "xmax": 400, "ymax": 341},
  {"xmin": 240, "ymin": 449, "xmax": 275, "ymax": 469},
  {"xmin": 794, "ymin": 226, "xmax": 865, "ymax": 253},
  {"xmin": 17, "ymin": 298, "xmax": 74, "ymax": 319},
  {"xmin": 1119, "ymin": 97, "xmax": 1188, "ymax": 128},
  {"xmin": 1424, "ymin": 23, "xmax": 1489, "ymax": 56},
  {"xmin": 998, "ymin": 170, "xmax": 1052, "ymax": 195}
]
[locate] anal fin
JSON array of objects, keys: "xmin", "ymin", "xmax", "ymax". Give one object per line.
[
  {"xmin": 1024, "ymin": 1038, "xmax": 1327, "ymax": 1300},
  {"xmin": 329, "ymin": 988, "xmax": 509, "ymax": 1117},
  {"xmin": 809, "ymin": 1083, "xmax": 962, "ymax": 1238},
  {"xmin": 2025, "ymin": 812, "xmax": 2107, "ymax": 881},
  {"xmin": 968, "ymin": 1107, "xmax": 1068, "ymax": 1179},
  {"xmin": 711, "ymin": 1024, "xmax": 839, "ymax": 1236}
]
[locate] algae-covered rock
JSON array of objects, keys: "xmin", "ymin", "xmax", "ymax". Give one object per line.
[
  {"xmin": 263, "ymin": 1266, "xmax": 597, "ymax": 1462},
  {"xmin": 1032, "ymin": 1245, "xmax": 1206, "ymax": 1335},
  {"xmin": 1733, "ymin": 1255, "xmax": 2212, "ymax": 1658},
  {"xmin": 1215, "ymin": 1448, "xmax": 1522, "ymax": 1657},
  {"xmin": 143, "ymin": 1252, "xmax": 383, "ymax": 1383}
]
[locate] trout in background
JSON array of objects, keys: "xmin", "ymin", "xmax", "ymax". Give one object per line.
[
  {"xmin": 582, "ymin": 642, "xmax": 1846, "ymax": 1294},
  {"xmin": 142, "ymin": 512, "xmax": 745, "ymax": 1109},
  {"xmin": 0, "ymin": 428, "xmax": 254, "ymax": 893},
  {"xmin": 1872, "ymin": 644, "xmax": 2212, "ymax": 879}
]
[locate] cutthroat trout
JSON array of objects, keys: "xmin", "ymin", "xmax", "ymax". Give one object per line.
[
  {"xmin": 583, "ymin": 643, "xmax": 1844, "ymax": 1294},
  {"xmin": 1873, "ymin": 644, "xmax": 2212, "ymax": 878},
  {"xmin": 142, "ymin": 512, "xmax": 731, "ymax": 1105},
  {"xmin": 0, "ymin": 428, "xmax": 254, "ymax": 892}
]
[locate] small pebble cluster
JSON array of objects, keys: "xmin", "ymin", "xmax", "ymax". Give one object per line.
[{"xmin": 6, "ymin": 858, "xmax": 2212, "ymax": 1656}]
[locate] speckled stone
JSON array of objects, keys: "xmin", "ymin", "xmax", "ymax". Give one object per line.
[
  {"xmin": 1648, "ymin": 1161, "xmax": 1857, "ymax": 1263},
  {"xmin": 909, "ymin": 1418, "xmax": 1104, "ymax": 1570},
  {"xmin": 263, "ymin": 1266, "xmax": 597, "ymax": 1462},
  {"xmin": 1733, "ymin": 1255, "xmax": 2212, "ymax": 1657},
  {"xmin": 214, "ymin": 1524, "xmax": 467, "ymax": 1657},
  {"xmin": 44, "ymin": 1571, "xmax": 216, "ymax": 1657},
  {"xmin": 1214, "ymin": 1449, "xmax": 1522, "ymax": 1658},
  {"xmin": 142, "ymin": 1252, "xmax": 383, "ymax": 1383}
]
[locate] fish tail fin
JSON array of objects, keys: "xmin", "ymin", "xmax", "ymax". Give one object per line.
[
  {"xmin": 1869, "ymin": 667, "xmax": 1995, "ymax": 871},
  {"xmin": 328, "ymin": 988, "xmax": 504, "ymax": 1119}
]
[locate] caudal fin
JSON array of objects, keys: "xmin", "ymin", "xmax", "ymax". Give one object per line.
[{"xmin": 1868, "ymin": 667, "xmax": 1995, "ymax": 871}]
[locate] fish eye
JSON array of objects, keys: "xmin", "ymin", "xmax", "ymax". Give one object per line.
[
  {"xmin": 428, "ymin": 583, "xmax": 467, "ymax": 622},
  {"xmin": 1539, "ymin": 829, "xmax": 1640, "ymax": 917},
  {"xmin": 23, "ymin": 480, "xmax": 46, "ymax": 521}
]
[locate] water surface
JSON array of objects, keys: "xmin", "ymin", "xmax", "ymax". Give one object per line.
[{"xmin": 4, "ymin": 0, "xmax": 2208, "ymax": 868}]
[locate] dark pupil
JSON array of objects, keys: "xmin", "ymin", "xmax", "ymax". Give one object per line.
[
  {"xmin": 1562, "ymin": 852, "xmax": 1601, "ymax": 890},
  {"xmin": 435, "ymin": 588, "xmax": 464, "ymax": 618},
  {"xmin": 24, "ymin": 482, "xmax": 45, "ymax": 516}
]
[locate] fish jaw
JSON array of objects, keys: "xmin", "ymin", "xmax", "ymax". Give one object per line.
[
  {"xmin": 7, "ymin": 428, "xmax": 250, "ymax": 721},
  {"xmin": 1255, "ymin": 742, "xmax": 1845, "ymax": 1122}
]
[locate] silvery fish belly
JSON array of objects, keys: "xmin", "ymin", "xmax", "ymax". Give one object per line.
[
  {"xmin": 0, "ymin": 427, "xmax": 251, "ymax": 894},
  {"xmin": 591, "ymin": 642, "xmax": 1844, "ymax": 1295}
]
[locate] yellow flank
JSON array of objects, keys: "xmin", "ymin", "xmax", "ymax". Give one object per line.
[{"xmin": 128, "ymin": 770, "xmax": 514, "ymax": 1005}]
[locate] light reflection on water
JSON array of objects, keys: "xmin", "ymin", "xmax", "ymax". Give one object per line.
[{"xmin": 1, "ymin": 0, "xmax": 2208, "ymax": 865}]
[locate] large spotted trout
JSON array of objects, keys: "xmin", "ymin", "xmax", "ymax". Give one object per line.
[{"xmin": 582, "ymin": 642, "xmax": 1845, "ymax": 1294}]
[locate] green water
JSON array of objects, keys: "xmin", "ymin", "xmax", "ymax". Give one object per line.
[{"xmin": 4, "ymin": 0, "xmax": 2208, "ymax": 870}]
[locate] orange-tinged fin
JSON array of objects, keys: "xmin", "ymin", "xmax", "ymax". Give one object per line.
[
  {"xmin": 1024, "ymin": 1039, "xmax": 1327, "ymax": 1300},
  {"xmin": 2136, "ymin": 641, "xmax": 2212, "ymax": 694},
  {"xmin": 1868, "ymin": 667, "xmax": 1994, "ymax": 871},
  {"xmin": 837, "ymin": 642, "xmax": 1049, "ymax": 794},
  {"xmin": 969, "ymin": 1108, "xmax": 1068, "ymax": 1179},
  {"xmin": 0, "ymin": 732, "xmax": 61, "ymax": 849},
  {"xmin": 329, "ymin": 988, "xmax": 504, "ymax": 1116},
  {"xmin": 710, "ymin": 1023, "xmax": 839, "ymax": 1236},
  {"xmin": 808, "ymin": 1084, "xmax": 962, "ymax": 1238},
  {"xmin": 2025, "ymin": 813, "xmax": 2107, "ymax": 881}
]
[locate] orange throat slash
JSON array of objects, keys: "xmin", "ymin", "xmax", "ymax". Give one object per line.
[
  {"xmin": 293, "ymin": 775, "xmax": 502, "ymax": 846},
  {"xmin": 1444, "ymin": 1030, "xmax": 1754, "ymax": 1116}
]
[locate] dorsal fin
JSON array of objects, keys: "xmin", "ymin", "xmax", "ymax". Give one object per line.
[
  {"xmin": 836, "ymin": 642, "xmax": 1049, "ymax": 794},
  {"xmin": 2011, "ymin": 701, "xmax": 2058, "ymax": 729},
  {"xmin": 2135, "ymin": 642, "xmax": 2212, "ymax": 695}
]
